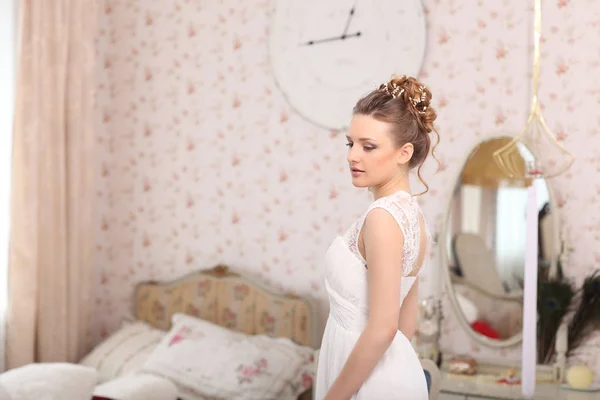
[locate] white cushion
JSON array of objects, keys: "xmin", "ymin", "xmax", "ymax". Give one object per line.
[
  {"xmin": 0, "ymin": 383, "xmax": 10, "ymax": 400},
  {"xmin": 80, "ymin": 320, "xmax": 165, "ymax": 382},
  {"xmin": 93, "ymin": 373, "xmax": 179, "ymax": 400},
  {"xmin": 455, "ymin": 290, "xmax": 479, "ymax": 324},
  {"xmin": 0, "ymin": 363, "xmax": 97, "ymax": 400},
  {"xmin": 141, "ymin": 313, "xmax": 315, "ymax": 400}
]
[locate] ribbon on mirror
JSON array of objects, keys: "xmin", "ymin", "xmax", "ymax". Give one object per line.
[{"xmin": 522, "ymin": 181, "xmax": 539, "ymax": 399}]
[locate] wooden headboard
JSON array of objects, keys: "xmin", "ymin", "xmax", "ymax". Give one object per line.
[{"xmin": 132, "ymin": 264, "xmax": 319, "ymax": 349}]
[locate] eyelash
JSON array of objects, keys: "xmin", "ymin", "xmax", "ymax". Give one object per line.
[{"xmin": 346, "ymin": 142, "xmax": 376, "ymax": 151}]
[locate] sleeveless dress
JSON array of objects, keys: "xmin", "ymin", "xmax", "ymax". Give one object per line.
[{"xmin": 315, "ymin": 189, "xmax": 430, "ymax": 400}]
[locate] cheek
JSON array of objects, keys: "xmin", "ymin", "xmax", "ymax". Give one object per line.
[{"xmin": 370, "ymin": 151, "xmax": 396, "ymax": 169}]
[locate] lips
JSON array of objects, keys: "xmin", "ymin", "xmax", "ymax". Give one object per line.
[{"xmin": 351, "ymin": 167, "xmax": 365, "ymax": 177}]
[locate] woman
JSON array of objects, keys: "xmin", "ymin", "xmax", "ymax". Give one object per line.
[{"xmin": 315, "ymin": 75, "xmax": 439, "ymax": 400}]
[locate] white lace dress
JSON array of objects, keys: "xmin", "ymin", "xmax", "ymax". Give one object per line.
[{"xmin": 315, "ymin": 190, "xmax": 430, "ymax": 400}]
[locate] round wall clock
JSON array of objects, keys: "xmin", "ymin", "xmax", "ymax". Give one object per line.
[{"xmin": 268, "ymin": 0, "xmax": 428, "ymax": 131}]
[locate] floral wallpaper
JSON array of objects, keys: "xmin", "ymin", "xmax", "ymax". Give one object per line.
[{"xmin": 95, "ymin": 0, "xmax": 599, "ymax": 373}]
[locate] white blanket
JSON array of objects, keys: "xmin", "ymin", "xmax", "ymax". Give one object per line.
[
  {"xmin": 93, "ymin": 373, "xmax": 179, "ymax": 400},
  {"xmin": 0, "ymin": 363, "xmax": 97, "ymax": 400}
]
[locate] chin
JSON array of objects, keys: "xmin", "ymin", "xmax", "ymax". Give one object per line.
[{"xmin": 350, "ymin": 177, "xmax": 370, "ymax": 188}]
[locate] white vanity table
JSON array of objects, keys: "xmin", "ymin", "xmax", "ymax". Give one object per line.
[
  {"xmin": 434, "ymin": 351, "xmax": 600, "ymax": 400},
  {"xmin": 439, "ymin": 373, "xmax": 600, "ymax": 400}
]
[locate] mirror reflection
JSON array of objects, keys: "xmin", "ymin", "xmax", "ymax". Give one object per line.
[{"xmin": 445, "ymin": 137, "xmax": 553, "ymax": 342}]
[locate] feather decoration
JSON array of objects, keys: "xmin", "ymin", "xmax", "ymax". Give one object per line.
[
  {"xmin": 536, "ymin": 260, "xmax": 575, "ymax": 363},
  {"xmin": 567, "ymin": 270, "xmax": 600, "ymax": 357}
]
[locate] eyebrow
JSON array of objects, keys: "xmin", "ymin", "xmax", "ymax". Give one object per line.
[{"xmin": 346, "ymin": 135, "xmax": 376, "ymax": 142}]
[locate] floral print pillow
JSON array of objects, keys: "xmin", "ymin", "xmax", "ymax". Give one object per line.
[{"xmin": 141, "ymin": 313, "xmax": 315, "ymax": 400}]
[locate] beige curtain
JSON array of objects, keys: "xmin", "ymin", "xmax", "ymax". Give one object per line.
[{"xmin": 6, "ymin": 0, "xmax": 96, "ymax": 369}]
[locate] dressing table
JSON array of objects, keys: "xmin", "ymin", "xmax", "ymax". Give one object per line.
[
  {"xmin": 438, "ymin": 355, "xmax": 598, "ymax": 400},
  {"xmin": 431, "ymin": 136, "xmax": 599, "ymax": 400},
  {"xmin": 439, "ymin": 376, "xmax": 599, "ymax": 400}
]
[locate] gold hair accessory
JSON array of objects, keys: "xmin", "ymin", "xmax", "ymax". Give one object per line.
[
  {"xmin": 409, "ymin": 86, "xmax": 428, "ymax": 115},
  {"xmin": 378, "ymin": 82, "xmax": 404, "ymax": 99}
]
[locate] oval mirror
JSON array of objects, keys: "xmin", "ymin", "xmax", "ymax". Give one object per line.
[{"xmin": 442, "ymin": 136, "xmax": 558, "ymax": 349}]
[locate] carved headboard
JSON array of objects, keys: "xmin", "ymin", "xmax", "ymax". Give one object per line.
[{"xmin": 133, "ymin": 264, "xmax": 319, "ymax": 349}]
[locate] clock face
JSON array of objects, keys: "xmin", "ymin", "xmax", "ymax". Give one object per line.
[{"xmin": 269, "ymin": 0, "xmax": 427, "ymax": 130}]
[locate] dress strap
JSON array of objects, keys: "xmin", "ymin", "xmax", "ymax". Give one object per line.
[
  {"xmin": 356, "ymin": 191, "xmax": 412, "ymax": 236},
  {"xmin": 344, "ymin": 191, "xmax": 425, "ymax": 276}
]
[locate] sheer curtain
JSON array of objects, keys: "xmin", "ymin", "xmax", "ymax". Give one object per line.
[
  {"xmin": 6, "ymin": 0, "xmax": 96, "ymax": 368},
  {"xmin": 0, "ymin": 0, "xmax": 17, "ymax": 373}
]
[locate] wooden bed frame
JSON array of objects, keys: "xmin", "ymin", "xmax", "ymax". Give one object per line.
[{"xmin": 132, "ymin": 264, "xmax": 319, "ymax": 399}]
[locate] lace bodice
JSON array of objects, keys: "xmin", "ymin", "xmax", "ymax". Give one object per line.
[{"xmin": 342, "ymin": 190, "xmax": 430, "ymax": 277}]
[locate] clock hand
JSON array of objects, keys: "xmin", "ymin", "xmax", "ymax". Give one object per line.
[
  {"xmin": 342, "ymin": 5, "xmax": 356, "ymax": 37},
  {"xmin": 301, "ymin": 31, "xmax": 361, "ymax": 46}
]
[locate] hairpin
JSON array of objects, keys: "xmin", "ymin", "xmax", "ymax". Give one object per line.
[
  {"xmin": 378, "ymin": 82, "xmax": 405, "ymax": 99},
  {"xmin": 409, "ymin": 86, "xmax": 428, "ymax": 114}
]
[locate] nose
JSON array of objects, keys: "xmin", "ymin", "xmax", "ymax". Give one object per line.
[{"xmin": 347, "ymin": 145, "xmax": 360, "ymax": 165}]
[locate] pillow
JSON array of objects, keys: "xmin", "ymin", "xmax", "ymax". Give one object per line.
[
  {"xmin": 471, "ymin": 320, "xmax": 501, "ymax": 339},
  {"xmin": 0, "ymin": 363, "xmax": 97, "ymax": 400},
  {"xmin": 80, "ymin": 320, "xmax": 166, "ymax": 382},
  {"xmin": 0, "ymin": 384, "xmax": 10, "ymax": 400},
  {"xmin": 141, "ymin": 313, "xmax": 315, "ymax": 400},
  {"xmin": 93, "ymin": 373, "xmax": 179, "ymax": 400}
]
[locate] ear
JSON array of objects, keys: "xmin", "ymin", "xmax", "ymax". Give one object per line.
[{"xmin": 397, "ymin": 142, "xmax": 414, "ymax": 165}]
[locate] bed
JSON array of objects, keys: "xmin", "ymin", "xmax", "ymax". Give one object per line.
[
  {"xmin": 132, "ymin": 263, "xmax": 319, "ymax": 399},
  {"xmin": 0, "ymin": 264, "xmax": 319, "ymax": 400},
  {"xmin": 133, "ymin": 264, "xmax": 319, "ymax": 350}
]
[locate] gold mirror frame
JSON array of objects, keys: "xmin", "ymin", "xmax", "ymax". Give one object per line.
[{"xmin": 440, "ymin": 136, "xmax": 560, "ymax": 350}]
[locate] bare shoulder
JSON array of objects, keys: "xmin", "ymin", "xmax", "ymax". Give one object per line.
[
  {"xmin": 363, "ymin": 206, "xmax": 404, "ymax": 245},
  {"xmin": 362, "ymin": 207, "xmax": 405, "ymax": 279}
]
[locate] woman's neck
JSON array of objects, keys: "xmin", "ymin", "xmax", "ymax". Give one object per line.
[{"xmin": 371, "ymin": 178, "xmax": 411, "ymax": 200}]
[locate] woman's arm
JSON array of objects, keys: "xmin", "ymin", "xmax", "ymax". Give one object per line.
[{"xmin": 323, "ymin": 208, "xmax": 404, "ymax": 400}]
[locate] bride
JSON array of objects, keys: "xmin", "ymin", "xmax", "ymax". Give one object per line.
[{"xmin": 315, "ymin": 75, "xmax": 439, "ymax": 400}]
